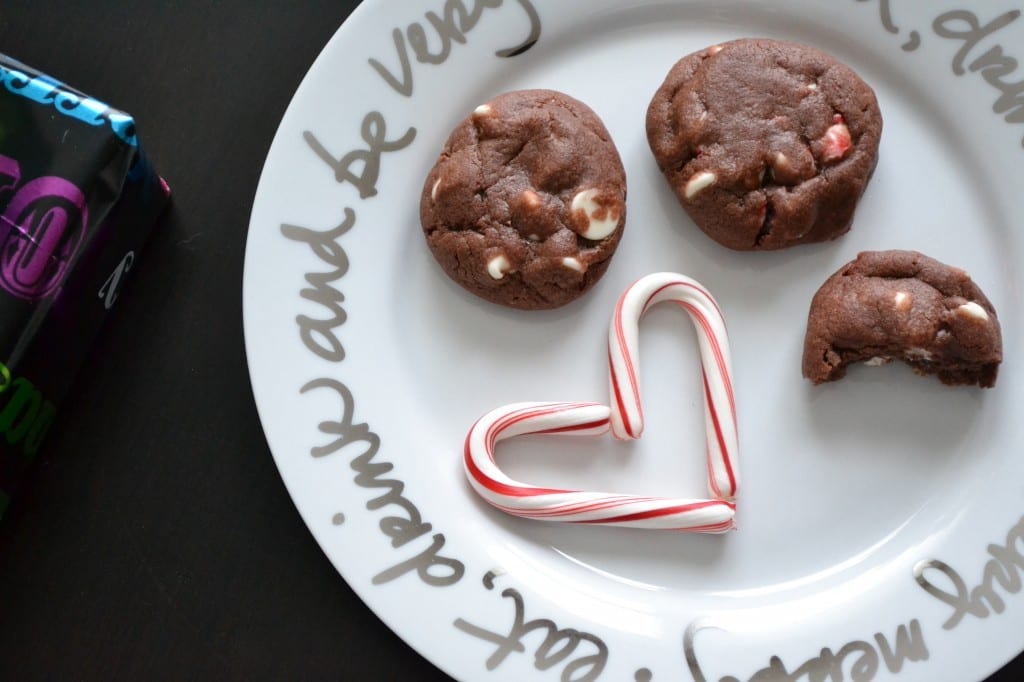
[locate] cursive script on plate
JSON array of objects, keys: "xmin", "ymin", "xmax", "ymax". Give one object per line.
[
  {"xmin": 454, "ymin": 570, "xmax": 609, "ymax": 681},
  {"xmin": 858, "ymin": 0, "xmax": 1024, "ymax": 147},
  {"xmin": 277, "ymin": 0, "xmax": 1024, "ymax": 677},
  {"xmin": 933, "ymin": 8, "xmax": 1024, "ymax": 147},
  {"xmin": 279, "ymin": 0, "xmax": 538, "ymax": 591},
  {"xmin": 368, "ymin": 0, "xmax": 540, "ymax": 97},
  {"xmin": 300, "ymin": 377, "xmax": 464, "ymax": 586},
  {"xmin": 684, "ymin": 618, "xmax": 929, "ymax": 682},
  {"xmin": 914, "ymin": 513, "xmax": 1024, "ymax": 630}
]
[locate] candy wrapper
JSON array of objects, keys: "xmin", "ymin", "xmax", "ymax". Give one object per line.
[{"xmin": 0, "ymin": 54, "xmax": 169, "ymax": 518}]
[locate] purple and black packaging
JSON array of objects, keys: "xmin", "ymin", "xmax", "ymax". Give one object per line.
[{"xmin": 0, "ymin": 54, "xmax": 169, "ymax": 517}]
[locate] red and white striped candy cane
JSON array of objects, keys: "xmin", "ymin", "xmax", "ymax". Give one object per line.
[
  {"xmin": 608, "ymin": 272, "xmax": 739, "ymax": 500},
  {"xmin": 463, "ymin": 401, "xmax": 736, "ymax": 532}
]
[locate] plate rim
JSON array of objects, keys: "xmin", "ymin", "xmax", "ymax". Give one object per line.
[{"xmin": 242, "ymin": 1, "xmax": 1024, "ymax": 680}]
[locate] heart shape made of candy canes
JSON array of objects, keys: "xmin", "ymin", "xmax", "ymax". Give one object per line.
[{"xmin": 463, "ymin": 272, "xmax": 739, "ymax": 533}]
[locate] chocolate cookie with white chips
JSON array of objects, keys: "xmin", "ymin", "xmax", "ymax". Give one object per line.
[
  {"xmin": 802, "ymin": 250, "xmax": 1002, "ymax": 387},
  {"xmin": 646, "ymin": 38, "xmax": 882, "ymax": 250},
  {"xmin": 420, "ymin": 89, "xmax": 626, "ymax": 310}
]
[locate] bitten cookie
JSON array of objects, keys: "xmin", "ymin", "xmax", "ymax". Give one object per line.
[
  {"xmin": 646, "ymin": 38, "xmax": 882, "ymax": 250},
  {"xmin": 421, "ymin": 89, "xmax": 626, "ymax": 310},
  {"xmin": 802, "ymin": 251, "xmax": 1002, "ymax": 388}
]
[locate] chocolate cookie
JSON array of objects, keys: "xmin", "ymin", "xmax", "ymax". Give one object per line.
[
  {"xmin": 420, "ymin": 89, "xmax": 626, "ymax": 310},
  {"xmin": 646, "ymin": 38, "xmax": 882, "ymax": 250},
  {"xmin": 802, "ymin": 251, "xmax": 1002, "ymax": 387}
]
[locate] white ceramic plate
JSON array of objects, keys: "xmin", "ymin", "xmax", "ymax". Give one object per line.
[{"xmin": 243, "ymin": 1, "xmax": 1024, "ymax": 679}]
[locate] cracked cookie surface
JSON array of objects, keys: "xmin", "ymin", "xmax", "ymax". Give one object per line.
[
  {"xmin": 420, "ymin": 89, "xmax": 626, "ymax": 310},
  {"xmin": 802, "ymin": 250, "xmax": 1002, "ymax": 388},
  {"xmin": 646, "ymin": 38, "xmax": 882, "ymax": 250}
]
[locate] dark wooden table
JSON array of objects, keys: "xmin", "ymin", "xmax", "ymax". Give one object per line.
[{"xmin": 0, "ymin": 2, "xmax": 1018, "ymax": 680}]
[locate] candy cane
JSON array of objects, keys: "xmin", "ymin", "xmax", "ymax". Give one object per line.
[
  {"xmin": 608, "ymin": 273, "xmax": 739, "ymax": 500},
  {"xmin": 464, "ymin": 401, "xmax": 736, "ymax": 532}
]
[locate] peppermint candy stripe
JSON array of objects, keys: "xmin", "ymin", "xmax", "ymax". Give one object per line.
[
  {"xmin": 464, "ymin": 401, "xmax": 736, "ymax": 532},
  {"xmin": 608, "ymin": 273, "xmax": 739, "ymax": 500}
]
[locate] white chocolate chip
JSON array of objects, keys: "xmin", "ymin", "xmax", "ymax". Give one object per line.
[
  {"xmin": 430, "ymin": 178, "xmax": 441, "ymax": 201},
  {"xmin": 684, "ymin": 171, "xmax": 717, "ymax": 199},
  {"xmin": 708, "ymin": 45, "xmax": 723, "ymax": 55},
  {"xmin": 473, "ymin": 104, "xmax": 492, "ymax": 118},
  {"xmin": 864, "ymin": 356, "xmax": 891, "ymax": 367},
  {"xmin": 958, "ymin": 301, "xmax": 989, "ymax": 321},
  {"xmin": 769, "ymin": 153, "xmax": 790, "ymax": 183},
  {"xmin": 486, "ymin": 254, "xmax": 510, "ymax": 280},
  {"xmin": 905, "ymin": 348, "xmax": 933, "ymax": 361},
  {"xmin": 521, "ymin": 190, "xmax": 541, "ymax": 209},
  {"xmin": 893, "ymin": 291, "xmax": 911, "ymax": 310},
  {"xmin": 570, "ymin": 188, "xmax": 619, "ymax": 240},
  {"xmin": 807, "ymin": 83, "xmax": 818, "ymax": 91},
  {"xmin": 562, "ymin": 257, "xmax": 584, "ymax": 272}
]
